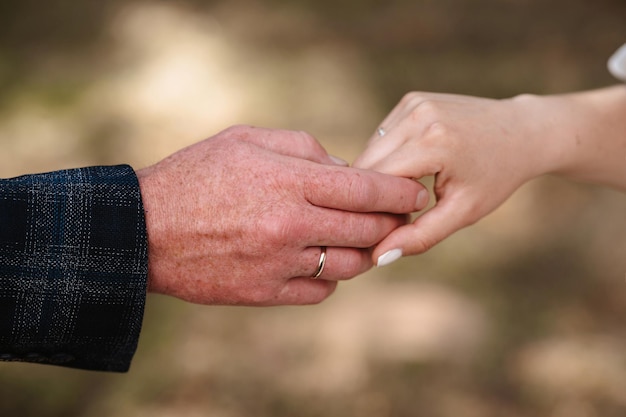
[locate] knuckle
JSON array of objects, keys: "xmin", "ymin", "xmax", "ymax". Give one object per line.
[
  {"xmin": 220, "ymin": 125, "xmax": 261, "ymax": 145},
  {"xmin": 405, "ymin": 100, "xmax": 458, "ymax": 144},
  {"xmin": 256, "ymin": 211, "xmax": 294, "ymax": 245},
  {"xmin": 223, "ymin": 124, "xmax": 252, "ymax": 137},
  {"xmin": 409, "ymin": 99, "xmax": 440, "ymax": 121},
  {"xmin": 296, "ymin": 130, "xmax": 317, "ymax": 144},
  {"xmin": 401, "ymin": 91, "xmax": 423, "ymax": 107},
  {"xmin": 296, "ymin": 130, "xmax": 327, "ymax": 157},
  {"xmin": 424, "ymin": 120, "xmax": 451, "ymax": 139}
]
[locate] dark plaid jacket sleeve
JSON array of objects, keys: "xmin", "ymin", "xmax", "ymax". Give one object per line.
[{"xmin": 0, "ymin": 165, "xmax": 148, "ymax": 372}]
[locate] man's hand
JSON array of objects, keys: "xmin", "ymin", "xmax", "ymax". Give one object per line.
[{"xmin": 137, "ymin": 125, "xmax": 428, "ymax": 306}]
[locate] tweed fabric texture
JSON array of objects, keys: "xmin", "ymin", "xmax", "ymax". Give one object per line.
[{"xmin": 0, "ymin": 165, "xmax": 148, "ymax": 372}]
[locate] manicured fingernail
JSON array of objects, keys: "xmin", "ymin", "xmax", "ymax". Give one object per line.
[
  {"xmin": 329, "ymin": 155, "xmax": 349, "ymax": 166},
  {"xmin": 416, "ymin": 189, "xmax": 429, "ymax": 210},
  {"xmin": 377, "ymin": 249, "xmax": 403, "ymax": 267}
]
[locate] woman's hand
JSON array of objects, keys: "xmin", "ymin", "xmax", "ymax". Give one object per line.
[{"xmin": 353, "ymin": 86, "xmax": 626, "ymax": 266}]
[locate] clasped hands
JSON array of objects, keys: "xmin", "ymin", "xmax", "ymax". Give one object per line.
[
  {"xmin": 138, "ymin": 86, "xmax": 626, "ymax": 307},
  {"xmin": 138, "ymin": 125, "xmax": 427, "ymax": 306}
]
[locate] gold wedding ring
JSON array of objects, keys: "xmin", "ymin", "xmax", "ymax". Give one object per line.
[{"xmin": 311, "ymin": 246, "xmax": 327, "ymax": 279}]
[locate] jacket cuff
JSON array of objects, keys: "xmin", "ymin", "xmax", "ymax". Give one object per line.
[{"xmin": 0, "ymin": 165, "xmax": 148, "ymax": 372}]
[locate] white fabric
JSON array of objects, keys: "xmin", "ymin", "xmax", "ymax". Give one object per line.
[{"xmin": 608, "ymin": 43, "xmax": 626, "ymax": 82}]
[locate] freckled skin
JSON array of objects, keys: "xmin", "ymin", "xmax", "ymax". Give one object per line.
[{"xmin": 137, "ymin": 125, "xmax": 427, "ymax": 306}]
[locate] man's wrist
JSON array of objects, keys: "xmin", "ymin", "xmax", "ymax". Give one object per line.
[
  {"xmin": 136, "ymin": 167, "xmax": 159, "ymax": 294},
  {"xmin": 136, "ymin": 166, "xmax": 177, "ymax": 297}
]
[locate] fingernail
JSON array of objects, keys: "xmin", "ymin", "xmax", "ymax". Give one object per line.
[
  {"xmin": 377, "ymin": 249, "xmax": 403, "ymax": 267},
  {"xmin": 329, "ymin": 155, "xmax": 349, "ymax": 166},
  {"xmin": 416, "ymin": 189, "xmax": 429, "ymax": 210}
]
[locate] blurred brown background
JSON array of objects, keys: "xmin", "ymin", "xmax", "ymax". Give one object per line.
[{"xmin": 0, "ymin": 0, "xmax": 625, "ymax": 416}]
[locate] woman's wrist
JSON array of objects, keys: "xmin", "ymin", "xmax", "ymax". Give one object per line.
[{"xmin": 507, "ymin": 93, "xmax": 570, "ymax": 181}]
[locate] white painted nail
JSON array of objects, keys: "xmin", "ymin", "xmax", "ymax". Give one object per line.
[
  {"xmin": 377, "ymin": 249, "xmax": 403, "ymax": 267},
  {"xmin": 329, "ymin": 155, "xmax": 349, "ymax": 166}
]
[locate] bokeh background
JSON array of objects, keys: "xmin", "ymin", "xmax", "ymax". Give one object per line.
[{"xmin": 1, "ymin": 0, "xmax": 625, "ymax": 416}]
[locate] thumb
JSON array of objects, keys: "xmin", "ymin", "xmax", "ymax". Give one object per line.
[{"xmin": 372, "ymin": 197, "xmax": 474, "ymax": 266}]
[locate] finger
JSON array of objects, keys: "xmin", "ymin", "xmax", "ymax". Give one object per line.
[
  {"xmin": 354, "ymin": 101, "xmax": 414, "ymax": 169},
  {"xmin": 296, "ymin": 246, "xmax": 373, "ymax": 281},
  {"xmin": 372, "ymin": 197, "xmax": 473, "ymax": 263},
  {"xmin": 367, "ymin": 92, "xmax": 443, "ymax": 146},
  {"xmin": 290, "ymin": 206, "xmax": 410, "ymax": 249},
  {"xmin": 305, "ymin": 166, "xmax": 430, "ymax": 214},
  {"xmin": 356, "ymin": 108, "xmax": 446, "ymax": 171},
  {"xmin": 353, "ymin": 129, "xmax": 410, "ymax": 170},
  {"xmin": 370, "ymin": 92, "xmax": 424, "ymax": 142},
  {"xmin": 224, "ymin": 125, "xmax": 341, "ymax": 165},
  {"xmin": 367, "ymin": 144, "xmax": 442, "ymax": 179},
  {"xmin": 356, "ymin": 93, "xmax": 464, "ymax": 170}
]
